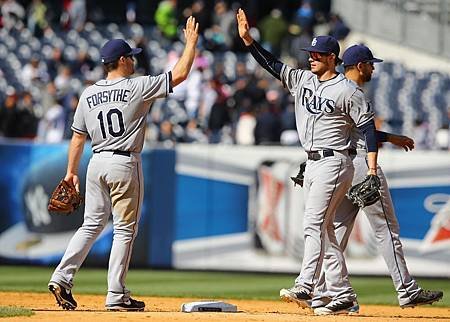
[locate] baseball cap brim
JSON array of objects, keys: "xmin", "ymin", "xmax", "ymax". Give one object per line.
[
  {"xmin": 130, "ymin": 47, "xmax": 142, "ymax": 56},
  {"xmin": 367, "ymin": 57, "xmax": 383, "ymax": 63},
  {"xmin": 301, "ymin": 46, "xmax": 330, "ymax": 53}
]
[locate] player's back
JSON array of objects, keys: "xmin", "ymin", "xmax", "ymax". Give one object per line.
[{"xmin": 73, "ymin": 73, "xmax": 170, "ymax": 153}]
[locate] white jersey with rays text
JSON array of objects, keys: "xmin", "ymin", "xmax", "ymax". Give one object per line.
[
  {"xmin": 280, "ymin": 66, "xmax": 374, "ymax": 151},
  {"xmin": 72, "ymin": 73, "xmax": 170, "ymax": 152}
]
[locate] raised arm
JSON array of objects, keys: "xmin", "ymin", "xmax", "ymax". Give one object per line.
[
  {"xmin": 237, "ymin": 8, "xmax": 284, "ymax": 80},
  {"xmin": 171, "ymin": 16, "xmax": 199, "ymax": 87}
]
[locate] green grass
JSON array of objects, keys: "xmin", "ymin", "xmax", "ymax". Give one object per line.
[
  {"xmin": 0, "ymin": 265, "xmax": 448, "ymax": 307},
  {"xmin": 0, "ymin": 306, "xmax": 33, "ymax": 318}
]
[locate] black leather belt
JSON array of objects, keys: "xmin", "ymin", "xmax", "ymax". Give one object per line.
[
  {"xmin": 93, "ymin": 150, "xmax": 131, "ymax": 157},
  {"xmin": 307, "ymin": 149, "xmax": 334, "ymax": 160},
  {"xmin": 307, "ymin": 149, "xmax": 357, "ymax": 160}
]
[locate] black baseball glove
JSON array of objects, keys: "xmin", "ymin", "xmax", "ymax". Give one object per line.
[
  {"xmin": 347, "ymin": 174, "xmax": 381, "ymax": 208},
  {"xmin": 290, "ymin": 161, "xmax": 306, "ymax": 187}
]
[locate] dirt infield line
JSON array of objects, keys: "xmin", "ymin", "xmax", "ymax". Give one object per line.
[{"xmin": 1, "ymin": 292, "xmax": 449, "ymax": 321}]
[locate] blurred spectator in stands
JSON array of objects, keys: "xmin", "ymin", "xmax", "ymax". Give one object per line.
[
  {"xmin": 154, "ymin": 0, "xmax": 178, "ymax": 40},
  {"xmin": 133, "ymin": 34, "xmax": 151, "ymax": 75},
  {"xmin": 205, "ymin": 0, "xmax": 235, "ymax": 51},
  {"xmin": 27, "ymin": 0, "xmax": 49, "ymax": 38},
  {"xmin": 328, "ymin": 13, "xmax": 350, "ymax": 41},
  {"xmin": 46, "ymin": 47, "xmax": 66, "ymax": 81},
  {"xmin": 258, "ymin": 8, "xmax": 288, "ymax": 57},
  {"xmin": 158, "ymin": 120, "xmax": 181, "ymax": 147},
  {"xmin": 37, "ymin": 96, "xmax": 65, "ymax": 143},
  {"xmin": 184, "ymin": 53, "xmax": 208, "ymax": 119},
  {"xmin": 60, "ymin": 0, "xmax": 86, "ymax": 31},
  {"xmin": 183, "ymin": 119, "xmax": 208, "ymax": 143},
  {"xmin": 436, "ymin": 125, "xmax": 450, "ymax": 150},
  {"xmin": 294, "ymin": 1, "xmax": 315, "ymax": 35},
  {"xmin": 0, "ymin": 87, "xmax": 21, "ymax": 137},
  {"xmin": 126, "ymin": 0, "xmax": 137, "ymax": 23},
  {"xmin": 289, "ymin": 29, "xmax": 313, "ymax": 69},
  {"xmin": 280, "ymin": 101, "xmax": 299, "ymax": 146},
  {"xmin": 207, "ymin": 78, "xmax": 231, "ymax": 143},
  {"xmin": 17, "ymin": 91, "xmax": 39, "ymax": 139},
  {"xmin": 413, "ymin": 119, "xmax": 429, "ymax": 149},
  {"xmin": 1, "ymin": 0, "xmax": 25, "ymax": 30},
  {"xmin": 64, "ymin": 94, "xmax": 79, "ymax": 139},
  {"xmin": 183, "ymin": 0, "xmax": 210, "ymax": 34},
  {"xmin": 54, "ymin": 65, "xmax": 73, "ymax": 96},
  {"xmin": 21, "ymin": 54, "xmax": 49, "ymax": 89},
  {"xmin": 235, "ymin": 106, "xmax": 256, "ymax": 145},
  {"xmin": 70, "ymin": 49, "xmax": 96, "ymax": 81},
  {"xmin": 70, "ymin": 0, "xmax": 86, "ymax": 31},
  {"xmin": 254, "ymin": 90, "xmax": 282, "ymax": 145}
]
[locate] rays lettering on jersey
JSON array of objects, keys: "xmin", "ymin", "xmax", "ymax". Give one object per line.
[
  {"xmin": 86, "ymin": 89, "xmax": 131, "ymax": 109},
  {"xmin": 301, "ymin": 88, "xmax": 335, "ymax": 114}
]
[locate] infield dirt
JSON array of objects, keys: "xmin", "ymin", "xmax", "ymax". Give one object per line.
[{"xmin": 1, "ymin": 292, "xmax": 449, "ymax": 321}]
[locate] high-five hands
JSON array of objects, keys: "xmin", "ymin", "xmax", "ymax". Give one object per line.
[
  {"xmin": 184, "ymin": 16, "xmax": 199, "ymax": 46},
  {"xmin": 236, "ymin": 8, "xmax": 253, "ymax": 46}
]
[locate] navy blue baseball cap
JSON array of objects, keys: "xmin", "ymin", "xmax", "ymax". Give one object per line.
[
  {"xmin": 342, "ymin": 44, "xmax": 383, "ymax": 67},
  {"xmin": 302, "ymin": 35, "xmax": 340, "ymax": 57},
  {"xmin": 100, "ymin": 39, "xmax": 142, "ymax": 64}
]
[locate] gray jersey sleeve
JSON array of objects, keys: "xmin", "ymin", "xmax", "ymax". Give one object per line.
[
  {"xmin": 280, "ymin": 64, "xmax": 308, "ymax": 95},
  {"xmin": 137, "ymin": 72, "xmax": 171, "ymax": 103},
  {"xmin": 346, "ymin": 88, "xmax": 374, "ymax": 127},
  {"xmin": 71, "ymin": 92, "xmax": 88, "ymax": 135}
]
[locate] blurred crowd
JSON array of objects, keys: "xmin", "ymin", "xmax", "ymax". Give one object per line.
[{"xmin": 0, "ymin": 0, "xmax": 448, "ymax": 149}]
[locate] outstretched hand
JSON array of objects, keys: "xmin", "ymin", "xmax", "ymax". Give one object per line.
[
  {"xmin": 236, "ymin": 8, "xmax": 253, "ymax": 46},
  {"xmin": 183, "ymin": 16, "xmax": 199, "ymax": 46},
  {"xmin": 389, "ymin": 134, "xmax": 415, "ymax": 151}
]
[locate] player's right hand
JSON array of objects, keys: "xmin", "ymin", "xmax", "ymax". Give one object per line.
[
  {"xmin": 64, "ymin": 173, "xmax": 80, "ymax": 193},
  {"xmin": 183, "ymin": 16, "xmax": 199, "ymax": 46},
  {"xmin": 236, "ymin": 8, "xmax": 253, "ymax": 46}
]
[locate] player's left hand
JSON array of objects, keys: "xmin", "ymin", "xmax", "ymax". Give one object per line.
[
  {"xmin": 389, "ymin": 134, "xmax": 414, "ymax": 151},
  {"xmin": 183, "ymin": 16, "xmax": 199, "ymax": 46}
]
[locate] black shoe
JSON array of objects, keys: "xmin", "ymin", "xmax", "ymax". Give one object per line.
[
  {"xmin": 279, "ymin": 285, "xmax": 312, "ymax": 309},
  {"xmin": 401, "ymin": 290, "xmax": 443, "ymax": 308},
  {"xmin": 314, "ymin": 300, "xmax": 359, "ymax": 315},
  {"xmin": 48, "ymin": 281, "xmax": 77, "ymax": 310},
  {"xmin": 106, "ymin": 298, "xmax": 145, "ymax": 311}
]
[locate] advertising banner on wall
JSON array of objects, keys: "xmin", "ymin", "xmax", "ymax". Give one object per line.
[
  {"xmin": 0, "ymin": 141, "xmax": 176, "ymax": 267},
  {"xmin": 172, "ymin": 145, "xmax": 450, "ymax": 277}
]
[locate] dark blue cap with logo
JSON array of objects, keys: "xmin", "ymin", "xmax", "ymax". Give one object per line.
[
  {"xmin": 342, "ymin": 44, "xmax": 383, "ymax": 66},
  {"xmin": 100, "ymin": 39, "xmax": 142, "ymax": 64},
  {"xmin": 302, "ymin": 35, "xmax": 340, "ymax": 57}
]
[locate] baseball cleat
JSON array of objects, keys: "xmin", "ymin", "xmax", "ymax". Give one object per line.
[
  {"xmin": 106, "ymin": 298, "xmax": 145, "ymax": 311},
  {"xmin": 48, "ymin": 281, "xmax": 77, "ymax": 310},
  {"xmin": 279, "ymin": 285, "xmax": 312, "ymax": 309},
  {"xmin": 314, "ymin": 300, "xmax": 359, "ymax": 316},
  {"xmin": 400, "ymin": 290, "xmax": 443, "ymax": 308}
]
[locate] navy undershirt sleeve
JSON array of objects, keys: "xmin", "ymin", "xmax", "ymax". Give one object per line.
[
  {"xmin": 375, "ymin": 130, "xmax": 388, "ymax": 143},
  {"xmin": 247, "ymin": 41, "xmax": 283, "ymax": 80},
  {"xmin": 359, "ymin": 120, "xmax": 378, "ymax": 152}
]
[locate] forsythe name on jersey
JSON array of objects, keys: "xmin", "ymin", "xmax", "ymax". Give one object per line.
[{"xmin": 86, "ymin": 89, "xmax": 131, "ymax": 109}]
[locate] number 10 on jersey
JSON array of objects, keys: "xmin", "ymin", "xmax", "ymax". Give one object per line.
[{"xmin": 97, "ymin": 108, "xmax": 125, "ymax": 139}]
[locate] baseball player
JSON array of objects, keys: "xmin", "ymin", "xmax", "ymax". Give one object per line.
[
  {"xmin": 48, "ymin": 17, "xmax": 199, "ymax": 311},
  {"xmin": 237, "ymin": 9, "xmax": 378, "ymax": 314},
  {"xmin": 311, "ymin": 44, "xmax": 443, "ymax": 315}
]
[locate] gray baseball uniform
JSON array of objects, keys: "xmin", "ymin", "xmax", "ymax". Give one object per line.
[
  {"xmin": 313, "ymin": 118, "xmax": 421, "ymax": 307},
  {"xmin": 280, "ymin": 65, "xmax": 374, "ymax": 302},
  {"xmin": 50, "ymin": 73, "xmax": 171, "ymax": 305}
]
